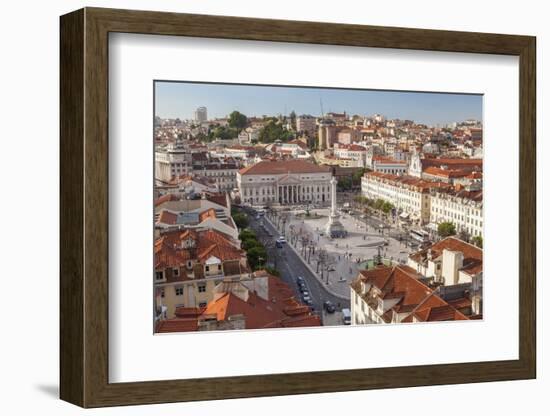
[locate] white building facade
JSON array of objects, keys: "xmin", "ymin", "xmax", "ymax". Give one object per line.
[
  {"xmin": 333, "ymin": 144, "xmax": 367, "ymax": 167},
  {"xmin": 192, "ymin": 163, "xmax": 240, "ymax": 192},
  {"xmin": 361, "ymin": 172, "xmax": 449, "ymax": 224},
  {"xmin": 237, "ymin": 160, "xmax": 332, "ymax": 206},
  {"xmin": 155, "ymin": 139, "xmax": 190, "ymax": 182},
  {"xmin": 429, "ymin": 186, "xmax": 483, "ymax": 238}
]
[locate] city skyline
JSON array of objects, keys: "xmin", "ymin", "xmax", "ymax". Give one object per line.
[{"xmin": 155, "ymin": 81, "xmax": 483, "ymax": 126}]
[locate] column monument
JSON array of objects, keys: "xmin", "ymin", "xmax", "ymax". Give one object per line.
[{"xmin": 325, "ymin": 175, "xmax": 346, "ymax": 238}]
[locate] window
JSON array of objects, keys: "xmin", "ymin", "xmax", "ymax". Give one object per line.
[
  {"xmin": 172, "ymin": 268, "xmax": 179, "ymax": 276},
  {"xmin": 198, "ymin": 284, "xmax": 206, "ymax": 293},
  {"xmin": 199, "ymin": 302, "xmax": 207, "ymax": 308},
  {"xmin": 160, "ymin": 289, "xmax": 165, "ymax": 298},
  {"xmin": 155, "ymin": 271, "xmax": 164, "ymax": 281},
  {"xmin": 205, "ymin": 265, "xmax": 209, "ymax": 272},
  {"xmin": 175, "ymin": 287, "xmax": 184, "ymax": 296}
]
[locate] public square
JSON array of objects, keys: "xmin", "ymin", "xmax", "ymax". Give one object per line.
[{"xmin": 269, "ymin": 207, "xmax": 415, "ymax": 298}]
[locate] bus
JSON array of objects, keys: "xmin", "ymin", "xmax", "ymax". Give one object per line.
[{"xmin": 409, "ymin": 229, "xmax": 430, "ymax": 244}]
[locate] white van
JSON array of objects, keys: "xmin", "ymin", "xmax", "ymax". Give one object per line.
[{"xmin": 342, "ymin": 308, "xmax": 351, "ymax": 325}]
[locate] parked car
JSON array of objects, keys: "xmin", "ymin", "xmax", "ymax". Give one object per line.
[
  {"xmin": 301, "ymin": 294, "xmax": 311, "ymax": 303},
  {"xmin": 301, "ymin": 290, "xmax": 310, "ymax": 298},
  {"xmin": 342, "ymin": 308, "xmax": 352, "ymax": 325},
  {"xmin": 277, "ymin": 236, "xmax": 286, "ymax": 243},
  {"xmin": 304, "ymin": 298, "xmax": 313, "ymax": 306},
  {"xmin": 296, "ymin": 276, "xmax": 304, "ymax": 284},
  {"xmin": 298, "ymin": 281, "xmax": 307, "ymax": 291},
  {"xmin": 323, "ymin": 300, "xmax": 336, "ymax": 313}
]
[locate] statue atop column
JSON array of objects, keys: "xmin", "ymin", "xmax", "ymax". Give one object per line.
[{"xmin": 325, "ymin": 175, "xmax": 346, "ymax": 238}]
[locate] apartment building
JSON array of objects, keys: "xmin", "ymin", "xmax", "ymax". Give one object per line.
[
  {"xmin": 361, "ymin": 171, "xmax": 449, "ymax": 224},
  {"xmin": 350, "ymin": 265, "xmax": 469, "ymax": 325},
  {"xmin": 429, "ymin": 184, "xmax": 483, "ymax": 238},
  {"xmin": 154, "ymin": 228, "xmax": 248, "ymax": 319}
]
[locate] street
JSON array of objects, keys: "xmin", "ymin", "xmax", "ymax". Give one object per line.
[{"xmin": 245, "ymin": 210, "xmax": 350, "ymax": 325}]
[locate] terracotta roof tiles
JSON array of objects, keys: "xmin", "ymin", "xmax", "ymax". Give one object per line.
[{"xmin": 239, "ymin": 160, "xmax": 330, "ymax": 176}]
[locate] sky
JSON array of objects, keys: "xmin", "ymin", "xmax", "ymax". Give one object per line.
[{"xmin": 155, "ymin": 81, "xmax": 482, "ymax": 126}]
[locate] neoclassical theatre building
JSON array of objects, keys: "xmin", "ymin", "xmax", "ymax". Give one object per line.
[{"xmin": 237, "ymin": 160, "xmax": 332, "ymax": 207}]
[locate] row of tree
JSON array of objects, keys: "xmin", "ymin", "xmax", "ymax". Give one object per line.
[
  {"xmin": 354, "ymin": 195, "xmax": 395, "ymax": 214},
  {"xmin": 352, "ymin": 196, "xmax": 482, "ymax": 247}
]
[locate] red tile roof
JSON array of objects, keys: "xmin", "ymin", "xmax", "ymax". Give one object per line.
[
  {"xmin": 421, "ymin": 158, "xmax": 482, "ymax": 171},
  {"xmin": 154, "ymin": 193, "xmax": 179, "ymax": 207},
  {"xmin": 409, "ymin": 237, "xmax": 482, "ymax": 276},
  {"xmin": 157, "ymin": 273, "xmax": 321, "ymax": 333},
  {"xmin": 423, "ymin": 166, "xmax": 472, "ymax": 179},
  {"xmin": 373, "ymin": 156, "xmax": 406, "ymax": 165},
  {"xmin": 155, "ymin": 228, "xmax": 244, "ymax": 270},
  {"xmin": 155, "ymin": 319, "xmax": 198, "ymax": 333},
  {"xmin": 157, "ymin": 210, "xmax": 178, "ymax": 225},
  {"xmin": 352, "ymin": 265, "xmax": 468, "ymax": 323},
  {"xmin": 239, "ymin": 160, "xmax": 330, "ymax": 176},
  {"xmin": 203, "ymin": 280, "xmax": 321, "ymax": 329},
  {"xmin": 199, "ymin": 208, "xmax": 217, "ymax": 222},
  {"xmin": 205, "ymin": 193, "xmax": 228, "ymax": 208},
  {"xmin": 365, "ymin": 172, "xmax": 450, "ymax": 192}
]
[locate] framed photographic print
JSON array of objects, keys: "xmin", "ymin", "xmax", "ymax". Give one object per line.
[{"xmin": 60, "ymin": 7, "xmax": 536, "ymax": 408}]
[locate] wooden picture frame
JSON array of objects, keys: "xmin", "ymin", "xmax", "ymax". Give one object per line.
[{"xmin": 60, "ymin": 7, "xmax": 536, "ymax": 408}]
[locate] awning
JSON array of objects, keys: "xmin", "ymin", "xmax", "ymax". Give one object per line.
[{"xmin": 399, "ymin": 212, "xmax": 410, "ymax": 219}]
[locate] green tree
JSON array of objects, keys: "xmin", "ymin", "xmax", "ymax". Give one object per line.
[
  {"xmin": 381, "ymin": 201, "xmax": 394, "ymax": 214},
  {"xmin": 241, "ymin": 237, "xmax": 261, "ymax": 251},
  {"xmin": 337, "ymin": 176, "xmax": 352, "ymax": 191},
  {"xmin": 352, "ymin": 168, "xmax": 366, "ymax": 186},
  {"xmin": 228, "ymin": 111, "xmax": 248, "ymax": 130},
  {"xmin": 289, "ymin": 110, "xmax": 297, "ymax": 130},
  {"xmin": 437, "ymin": 221, "xmax": 457, "ymax": 238},
  {"xmin": 471, "ymin": 235, "xmax": 483, "ymax": 248},
  {"xmin": 238, "ymin": 228, "xmax": 256, "ymax": 241},
  {"xmin": 208, "ymin": 125, "xmax": 239, "ymax": 140},
  {"xmin": 247, "ymin": 245, "xmax": 267, "ymax": 270},
  {"xmin": 258, "ymin": 118, "xmax": 294, "ymax": 143},
  {"xmin": 232, "ymin": 212, "xmax": 249, "ymax": 229},
  {"xmin": 374, "ymin": 199, "xmax": 385, "ymax": 211},
  {"xmin": 194, "ymin": 132, "xmax": 208, "ymax": 142}
]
